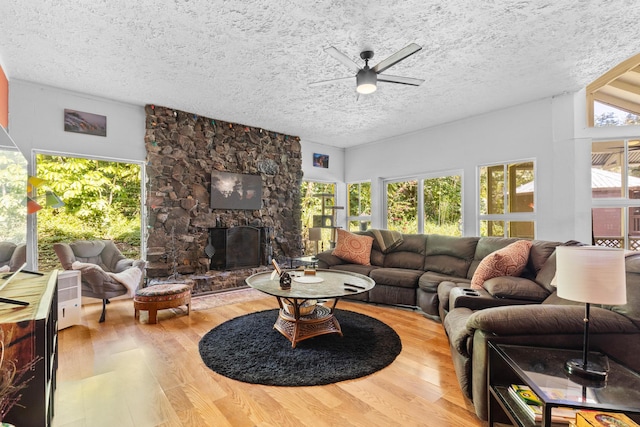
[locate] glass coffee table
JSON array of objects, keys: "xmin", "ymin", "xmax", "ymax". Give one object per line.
[{"xmin": 245, "ymin": 269, "xmax": 375, "ymax": 348}]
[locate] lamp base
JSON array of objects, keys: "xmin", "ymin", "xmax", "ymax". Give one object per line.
[{"xmin": 564, "ymin": 358, "xmax": 608, "ymax": 382}]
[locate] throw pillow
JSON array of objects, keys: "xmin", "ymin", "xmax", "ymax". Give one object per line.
[
  {"xmin": 332, "ymin": 229, "xmax": 374, "ymax": 265},
  {"xmin": 470, "ymin": 240, "xmax": 533, "ymax": 289}
]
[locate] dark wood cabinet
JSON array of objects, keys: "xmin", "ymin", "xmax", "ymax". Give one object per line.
[{"xmin": 0, "ymin": 271, "xmax": 57, "ymax": 426}]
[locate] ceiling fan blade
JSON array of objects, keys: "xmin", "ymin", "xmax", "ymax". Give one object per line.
[
  {"xmin": 377, "ymin": 74, "xmax": 425, "ymax": 86},
  {"xmin": 324, "ymin": 46, "xmax": 362, "ymax": 74},
  {"xmin": 372, "ymin": 43, "xmax": 422, "ymax": 74},
  {"xmin": 308, "ymin": 76, "xmax": 354, "ymax": 87}
]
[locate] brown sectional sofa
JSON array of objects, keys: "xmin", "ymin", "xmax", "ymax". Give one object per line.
[
  {"xmin": 316, "ymin": 231, "xmax": 640, "ymax": 420},
  {"xmin": 316, "ymin": 232, "xmax": 563, "ymax": 318}
]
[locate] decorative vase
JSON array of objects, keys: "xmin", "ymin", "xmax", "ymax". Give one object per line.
[{"xmin": 279, "ymin": 272, "xmax": 291, "ymax": 289}]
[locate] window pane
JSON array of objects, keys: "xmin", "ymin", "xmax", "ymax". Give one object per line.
[
  {"xmin": 423, "ymin": 175, "xmax": 461, "ymax": 236},
  {"xmin": 592, "ymin": 140, "xmax": 624, "ymax": 198},
  {"xmin": 349, "ymin": 220, "xmax": 370, "ymax": 231},
  {"xmin": 348, "ymin": 182, "xmax": 371, "ymax": 216},
  {"xmin": 509, "ymin": 162, "xmax": 534, "ymax": 213},
  {"xmin": 629, "ymin": 140, "xmax": 640, "ymax": 199},
  {"xmin": 629, "ymin": 207, "xmax": 640, "ymax": 251},
  {"xmin": 480, "ymin": 166, "xmax": 504, "ymax": 215},
  {"xmin": 387, "ymin": 180, "xmax": 418, "ymax": 233},
  {"xmin": 592, "ymin": 207, "xmax": 623, "ymax": 248},
  {"xmin": 508, "ymin": 221, "xmax": 534, "ymax": 238},
  {"xmin": 480, "ymin": 220, "xmax": 504, "ymax": 237}
]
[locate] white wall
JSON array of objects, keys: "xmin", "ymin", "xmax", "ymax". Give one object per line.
[
  {"xmin": 8, "ymin": 80, "xmax": 146, "ymax": 162},
  {"xmin": 343, "ymin": 96, "xmax": 588, "ymax": 242}
]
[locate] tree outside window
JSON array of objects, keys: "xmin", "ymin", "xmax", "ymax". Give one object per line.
[{"xmin": 347, "ymin": 181, "xmax": 371, "ymax": 231}]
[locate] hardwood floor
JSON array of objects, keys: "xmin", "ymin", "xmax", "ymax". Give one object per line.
[{"xmin": 52, "ymin": 292, "xmax": 485, "ymax": 427}]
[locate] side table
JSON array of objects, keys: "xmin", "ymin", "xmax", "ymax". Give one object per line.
[{"xmin": 488, "ymin": 342, "xmax": 640, "ymax": 426}]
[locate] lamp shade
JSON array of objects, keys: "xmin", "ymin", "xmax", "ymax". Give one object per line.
[
  {"xmin": 308, "ymin": 227, "xmax": 322, "ymax": 242},
  {"xmin": 556, "ymin": 246, "xmax": 626, "ymax": 305}
]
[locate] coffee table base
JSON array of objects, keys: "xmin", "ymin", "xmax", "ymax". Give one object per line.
[{"xmin": 273, "ymin": 305, "xmax": 342, "ymax": 348}]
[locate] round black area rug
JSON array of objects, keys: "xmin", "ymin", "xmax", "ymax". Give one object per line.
[{"xmin": 198, "ymin": 309, "xmax": 402, "ymax": 386}]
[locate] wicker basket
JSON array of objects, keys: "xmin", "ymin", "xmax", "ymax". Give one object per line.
[{"xmin": 283, "ymin": 299, "xmax": 317, "ymax": 316}]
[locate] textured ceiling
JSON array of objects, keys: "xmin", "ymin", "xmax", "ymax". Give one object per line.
[{"xmin": 1, "ymin": 1, "xmax": 639, "ymax": 148}]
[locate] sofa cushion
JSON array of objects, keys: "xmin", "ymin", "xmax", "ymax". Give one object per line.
[
  {"xmin": 424, "ymin": 235, "xmax": 479, "ymax": 277},
  {"xmin": 470, "ymin": 240, "xmax": 533, "ymax": 289},
  {"xmin": 419, "ymin": 271, "xmax": 471, "ymax": 293},
  {"xmin": 369, "ymin": 229, "xmax": 404, "ymax": 253},
  {"xmin": 332, "ymin": 229, "xmax": 374, "ymax": 265},
  {"xmin": 483, "ymin": 276, "xmax": 549, "ymax": 301},
  {"xmin": 370, "ymin": 268, "xmax": 424, "ymax": 289}
]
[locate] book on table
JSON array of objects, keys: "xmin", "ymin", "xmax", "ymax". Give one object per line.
[{"xmin": 509, "ymin": 384, "xmax": 579, "ymax": 424}]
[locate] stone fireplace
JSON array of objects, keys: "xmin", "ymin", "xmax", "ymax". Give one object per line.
[{"xmin": 144, "ymin": 105, "xmax": 303, "ymax": 293}]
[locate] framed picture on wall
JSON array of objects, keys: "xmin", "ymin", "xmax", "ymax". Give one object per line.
[
  {"xmin": 64, "ymin": 109, "xmax": 107, "ymax": 137},
  {"xmin": 313, "ymin": 153, "xmax": 329, "ymax": 168}
]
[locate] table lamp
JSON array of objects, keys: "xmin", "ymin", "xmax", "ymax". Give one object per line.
[
  {"xmin": 555, "ymin": 246, "xmax": 626, "ymax": 382},
  {"xmin": 309, "ymin": 227, "xmax": 322, "ymax": 255}
]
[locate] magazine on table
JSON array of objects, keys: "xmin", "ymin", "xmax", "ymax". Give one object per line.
[{"xmin": 509, "ymin": 384, "xmax": 578, "ymax": 424}]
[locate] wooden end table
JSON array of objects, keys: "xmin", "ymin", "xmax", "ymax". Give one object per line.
[{"xmin": 245, "ymin": 269, "xmax": 375, "ymax": 347}]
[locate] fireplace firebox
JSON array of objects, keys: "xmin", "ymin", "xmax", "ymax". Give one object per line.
[{"xmin": 208, "ymin": 226, "xmax": 272, "ymax": 270}]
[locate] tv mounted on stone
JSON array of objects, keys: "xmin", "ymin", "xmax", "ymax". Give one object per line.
[{"xmin": 210, "ymin": 171, "xmax": 262, "ymax": 210}]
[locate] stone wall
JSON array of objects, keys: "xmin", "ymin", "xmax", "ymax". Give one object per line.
[{"xmin": 144, "ymin": 105, "xmax": 303, "ymax": 280}]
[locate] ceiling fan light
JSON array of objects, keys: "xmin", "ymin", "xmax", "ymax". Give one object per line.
[{"xmin": 356, "ymin": 69, "xmax": 377, "ymax": 94}]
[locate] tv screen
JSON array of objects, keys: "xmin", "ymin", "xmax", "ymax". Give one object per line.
[{"xmin": 210, "ymin": 171, "xmax": 262, "ymax": 210}]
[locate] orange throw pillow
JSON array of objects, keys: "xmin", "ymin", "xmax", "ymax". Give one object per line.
[
  {"xmin": 332, "ymin": 229, "xmax": 374, "ymax": 265},
  {"xmin": 470, "ymin": 240, "xmax": 533, "ymax": 289}
]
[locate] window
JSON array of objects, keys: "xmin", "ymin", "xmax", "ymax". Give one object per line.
[
  {"xmin": 423, "ymin": 175, "xmax": 462, "ymax": 236},
  {"xmin": 385, "ymin": 172, "xmax": 462, "ymax": 235},
  {"xmin": 347, "ymin": 181, "xmax": 371, "ymax": 231},
  {"xmin": 479, "ymin": 161, "xmax": 535, "ymax": 238},
  {"xmin": 300, "ymin": 180, "xmax": 336, "ymax": 254},
  {"xmin": 587, "ymin": 53, "xmax": 640, "ymax": 128},
  {"xmin": 592, "ymin": 140, "xmax": 640, "ymax": 250}
]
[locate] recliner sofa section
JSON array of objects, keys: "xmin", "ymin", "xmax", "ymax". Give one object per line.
[{"xmin": 315, "ymin": 231, "xmax": 563, "ymax": 319}]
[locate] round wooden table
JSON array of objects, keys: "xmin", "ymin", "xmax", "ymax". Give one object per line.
[{"xmin": 245, "ymin": 269, "xmax": 375, "ymax": 347}]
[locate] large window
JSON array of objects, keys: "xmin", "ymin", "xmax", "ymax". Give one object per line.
[
  {"xmin": 592, "ymin": 140, "xmax": 640, "ymax": 250},
  {"xmin": 479, "ymin": 161, "xmax": 535, "ymax": 238},
  {"xmin": 347, "ymin": 181, "xmax": 371, "ymax": 231},
  {"xmin": 385, "ymin": 172, "xmax": 462, "ymax": 235}
]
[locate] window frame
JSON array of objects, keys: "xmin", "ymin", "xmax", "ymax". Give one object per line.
[
  {"xmin": 591, "ymin": 138, "xmax": 640, "ymax": 250},
  {"xmin": 478, "ymin": 159, "xmax": 536, "ymax": 238},
  {"xmin": 383, "ymin": 169, "xmax": 463, "ymax": 235}
]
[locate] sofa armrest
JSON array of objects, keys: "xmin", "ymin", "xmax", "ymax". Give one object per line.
[
  {"xmin": 467, "ymin": 304, "xmax": 639, "ymax": 335},
  {"xmin": 482, "ymin": 276, "xmax": 549, "ymax": 301},
  {"xmin": 449, "ymin": 286, "xmax": 534, "ymax": 312},
  {"xmin": 315, "ymin": 250, "xmax": 345, "ymax": 268}
]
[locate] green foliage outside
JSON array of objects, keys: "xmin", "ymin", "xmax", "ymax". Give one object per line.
[
  {"xmin": 36, "ymin": 155, "xmax": 141, "ymax": 270},
  {"xmin": 0, "ymin": 148, "xmax": 27, "ymax": 243}
]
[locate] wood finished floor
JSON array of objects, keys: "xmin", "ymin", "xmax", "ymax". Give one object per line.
[{"xmin": 52, "ymin": 292, "xmax": 485, "ymax": 427}]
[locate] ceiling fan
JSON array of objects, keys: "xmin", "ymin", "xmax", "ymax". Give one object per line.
[{"xmin": 309, "ymin": 43, "xmax": 425, "ymax": 95}]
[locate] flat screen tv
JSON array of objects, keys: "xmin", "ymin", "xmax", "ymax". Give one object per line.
[{"xmin": 211, "ymin": 171, "xmax": 262, "ymax": 210}]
